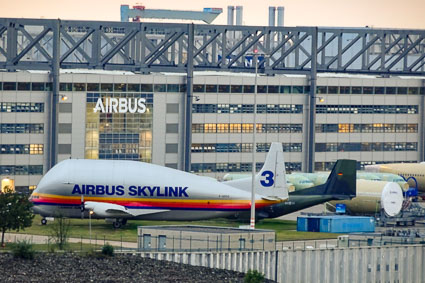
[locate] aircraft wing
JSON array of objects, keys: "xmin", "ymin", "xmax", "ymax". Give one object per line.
[{"xmin": 85, "ymin": 201, "xmax": 169, "ymax": 218}]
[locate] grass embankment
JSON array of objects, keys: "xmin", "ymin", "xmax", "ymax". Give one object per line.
[{"xmin": 13, "ymin": 215, "xmax": 339, "ymax": 242}]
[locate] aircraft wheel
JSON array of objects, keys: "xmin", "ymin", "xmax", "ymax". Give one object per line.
[
  {"xmin": 113, "ymin": 221, "xmax": 122, "ymax": 229},
  {"xmin": 121, "ymin": 219, "xmax": 127, "ymax": 226},
  {"xmin": 41, "ymin": 218, "xmax": 47, "ymax": 225}
]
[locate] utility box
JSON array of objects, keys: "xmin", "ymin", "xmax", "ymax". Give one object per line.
[{"xmin": 137, "ymin": 225, "xmax": 275, "ymax": 252}]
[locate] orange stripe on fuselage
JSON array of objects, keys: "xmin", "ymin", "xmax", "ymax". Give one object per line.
[{"xmin": 31, "ymin": 192, "xmax": 281, "ymax": 210}]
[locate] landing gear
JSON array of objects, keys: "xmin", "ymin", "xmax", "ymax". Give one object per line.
[
  {"xmin": 113, "ymin": 221, "xmax": 122, "ymax": 229},
  {"xmin": 41, "ymin": 218, "xmax": 47, "ymax": 225},
  {"xmin": 112, "ymin": 219, "xmax": 127, "ymax": 229}
]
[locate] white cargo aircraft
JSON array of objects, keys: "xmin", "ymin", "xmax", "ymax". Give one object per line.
[
  {"xmin": 365, "ymin": 162, "xmax": 425, "ymax": 193},
  {"xmin": 30, "ymin": 142, "xmax": 288, "ymax": 228}
]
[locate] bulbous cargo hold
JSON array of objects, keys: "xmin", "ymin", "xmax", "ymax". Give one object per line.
[
  {"xmin": 327, "ymin": 179, "xmax": 404, "ymax": 216},
  {"xmin": 30, "ymin": 142, "xmax": 289, "ymax": 228}
]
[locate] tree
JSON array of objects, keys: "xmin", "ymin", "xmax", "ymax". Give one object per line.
[
  {"xmin": 49, "ymin": 213, "xmax": 71, "ymax": 250},
  {"xmin": 0, "ymin": 187, "xmax": 34, "ymax": 247}
]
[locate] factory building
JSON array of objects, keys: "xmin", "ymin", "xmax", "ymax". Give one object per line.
[{"xmin": 1, "ymin": 69, "xmax": 423, "ymax": 192}]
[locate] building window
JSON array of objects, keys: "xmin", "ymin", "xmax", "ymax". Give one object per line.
[
  {"xmin": 18, "ymin": 82, "xmax": 31, "ymax": 91},
  {"xmin": 218, "ymin": 85, "xmax": 230, "ymax": 93},
  {"xmin": 315, "ymin": 142, "xmax": 417, "ymax": 152},
  {"xmin": 280, "ymin": 86, "xmax": 291, "ymax": 93},
  {"xmin": 268, "ymin": 85, "xmax": 279, "ymax": 93},
  {"xmin": 128, "ymin": 84, "xmax": 141, "ymax": 92},
  {"xmin": 243, "ymin": 85, "xmax": 255, "ymax": 93},
  {"xmin": 3, "ymin": 82, "xmax": 17, "ymax": 91},
  {"xmin": 193, "ymin": 84, "xmax": 205, "ymax": 92},
  {"xmin": 0, "ymin": 165, "xmax": 43, "ymax": 175},
  {"xmin": 192, "ymin": 123, "xmax": 303, "ymax": 134},
  {"xmin": 154, "ymin": 84, "xmax": 166, "ymax": 92},
  {"xmin": 141, "ymin": 84, "xmax": 153, "ymax": 92},
  {"xmin": 192, "ymin": 104, "xmax": 303, "ymax": 114},
  {"xmin": 31, "ymin": 82, "xmax": 45, "ymax": 91},
  {"xmin": 100, "ymin": 83, "xmax": 113, "ymax": 92},
  {"xmin": 205, "ymin": 84, "xmax": 217, "ymax": 93},
  {"xmin": 166, "ymin": 84, "xmax": 179, "ymax": 92},
  {"xmin": 0, "ymin": 124, "xmax": 44, "ymax": 134},
  {"xmin": 316, "ymin": 105, "xmax": 418, "ymax": 114},
  {"xmin": 114, "ymin": 83, "xmax": 127, "ymax": 92},
  {"xmin": 231, "ymin": 85, "xmax": 243, "ymax": 93},
  {"xmin": 30, "ymin": 144, "xmax": 44, "ymax": 155},
  {"xmin": 0, "ymin": 144, "xmax": 43, "ymax": 155},
  {"xmin": 191, "ymin": 143, "xmax": 302, "ymax": 153},
  {"xmin": 87, "ymin": 83, "xmax": 100, "ymax": 91},
  {"xmin": 191, "ymin": 162, "xmax": 301, "ymax": 173},
  {"xmin": 327, "ymin": 86, "xmax": 338, "ymax": 94},
  {"xmin": 0, "ymin": 103, "xmax": 44, "ymax": 113},
  {"xmin": 73, "ymin": 83, "xmax": 86, "ymax": 92}
]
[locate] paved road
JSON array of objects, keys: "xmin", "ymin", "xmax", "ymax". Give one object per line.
[
  {"xmin": 277, "ymin": 204, "xmax": 326, "ymax": 221},
  {"xmin": 4, "ymin": 233, "xmax": 137, "ymax": 249}
]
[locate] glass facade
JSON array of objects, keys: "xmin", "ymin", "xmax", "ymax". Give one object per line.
[
  {"xmin": 316, "ymin": 123, "xmax": 418, "ymax": 133},
  {"xmin": 191, "ymin": 162, "xmax": 302, "ymax": 173},
  {"xmin": 192, "ymin": 123, "xmax": 303, "ymax": 133},
  {"xmin": 85, "ymin": 92, "xmax": 153, "ymax": 162},
  {"xmin": 191, "ymin": 143, "xmax": 302, "ymax": 153}
]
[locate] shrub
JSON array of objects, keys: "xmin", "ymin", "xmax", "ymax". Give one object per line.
[
  {"xmin": 11, "ymin": 240, "xmax": 35, "ymax": 260},
  {"xmin": 101, "ymin": 243, "xmax": 114, "ymax": 256},
  {"xmin": 244, "ymin": 269, "xmax": 265, "ymax": 283}
]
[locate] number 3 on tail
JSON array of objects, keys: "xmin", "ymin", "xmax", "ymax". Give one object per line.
[{"xmin": 260, "ymin": 170, "xmax": 274, "ymax": 187}]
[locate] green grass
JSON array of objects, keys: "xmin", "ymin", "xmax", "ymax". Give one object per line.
[{"xmin": 12, "ymin": 215, "xmax": 340, "ymax": 242}]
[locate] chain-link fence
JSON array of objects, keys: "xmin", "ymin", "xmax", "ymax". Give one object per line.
[
  {"xmin": 137, "ymin": 233, "xmax": 275, "ymax": 252},
  {"xmin": 3, "ymin": 233, "xmax": 136, "ymax": 251}
]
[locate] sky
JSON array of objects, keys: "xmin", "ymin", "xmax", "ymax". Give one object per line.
[{"xmin": 1, "ymin": 0, "xmax": 424, "ymax": 29}]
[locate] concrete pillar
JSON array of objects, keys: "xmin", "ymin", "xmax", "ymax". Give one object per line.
[
  {"xmin": 268, "ymin": 7, "xmax": 276, "ymax": 26},
  {"xmin": 277, "ymin": 6, "xmax": 284, "ymax": 26},
  {"xmin": 235, "ymin": 6, "xmax": 243, "ymax": 25},
  {"xmin": 227, "ymin": 6, "xmax": 234, "ymax": 25}
]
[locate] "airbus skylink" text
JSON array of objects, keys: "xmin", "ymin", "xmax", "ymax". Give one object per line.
[{"xmin": 71, "ymin": 184, "xmax": 189, "ymax": 197}]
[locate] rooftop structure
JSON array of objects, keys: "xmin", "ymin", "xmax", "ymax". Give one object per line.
[{"xmin": 120, "ymin": 5, "xmax": 222, "ymax": 24}]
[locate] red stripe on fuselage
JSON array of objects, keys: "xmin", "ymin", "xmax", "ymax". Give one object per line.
[{"xmin": 33, "ymin": 195, "xmax": 275, "ymax": 210}]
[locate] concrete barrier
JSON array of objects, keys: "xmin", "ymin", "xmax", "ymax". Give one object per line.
[{"xmin": 137, "ymin": 245, "xmax": 425, "ymax": 283}]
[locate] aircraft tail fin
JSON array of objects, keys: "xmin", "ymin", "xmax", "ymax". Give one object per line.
[
  {"xmin": 255, "ymin": 142, "xmax": 289, "ymax": 201},
  {"xmin": 291, "ymin": 159, "xmax": 356, "ymax": 198}
]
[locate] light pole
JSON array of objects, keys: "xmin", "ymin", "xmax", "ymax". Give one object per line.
[
  {"xmin": 248, "ymin": 50, "xmax": 269, "ymax": 229},
  {"xmin": 250, "ymin": 51, "xmax": 259, "ymax": 230}
]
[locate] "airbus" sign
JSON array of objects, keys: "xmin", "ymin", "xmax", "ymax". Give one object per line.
[{"xmin": 93, "ymin": 98, "xmax": 147, "ymax": 114}]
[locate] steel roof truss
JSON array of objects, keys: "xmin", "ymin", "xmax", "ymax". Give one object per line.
[{"xmin": 60, "ymin": 28, "xmax": 94, "ymax": 63}]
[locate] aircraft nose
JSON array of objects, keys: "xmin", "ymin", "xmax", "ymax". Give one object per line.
[{"xmin": 364, "ymin": 165, "xmax": 381, "ymax": 173}]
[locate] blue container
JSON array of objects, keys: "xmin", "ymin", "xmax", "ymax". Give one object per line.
[
  {"xmin": 319, "ymin": 216, "xmax": 375, "ymax": 233},
  {"xmin": 297, "ymin": 215, "xmax": 375, "ymax": 233},
  {"xmin": 296, "ymin": 217, "xmax": 308, "ymax": 232},
  {"xmin": 297, "ymin": 216, "xmax": 321, "ymax": 232}
]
